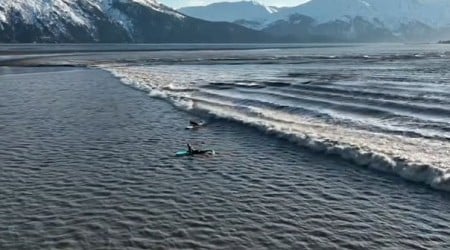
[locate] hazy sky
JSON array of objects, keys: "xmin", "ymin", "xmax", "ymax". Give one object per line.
[{"xmin": 160, "ymin": 0, "xmax": 309, "ymax": 9}]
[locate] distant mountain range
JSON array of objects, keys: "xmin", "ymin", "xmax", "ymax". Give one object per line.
[
  {"xmin": 2, "ymin": 0, "xmax": 449, "ymax": 43},
  {"xmin": 179, "ymin": 0, "xmax": 450, "ymax": 42},
  {"xmin": 0, "ymin": 0, "xmax": 271, "ymax": 43}
]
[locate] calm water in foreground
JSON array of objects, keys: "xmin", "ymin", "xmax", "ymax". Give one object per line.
[{"xmin": 1, "ymin": 44, "xmax": 450, "ymax": 249}]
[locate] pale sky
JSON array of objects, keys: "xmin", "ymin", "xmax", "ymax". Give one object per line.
[{"xmin": 160, "ymin": 0, "xmax": 309, "ymax": 9}]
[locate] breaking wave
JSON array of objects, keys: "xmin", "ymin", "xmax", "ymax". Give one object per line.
[{"xmin": 98, "ymin": 51, "xmax": 450, "ymax": 192}]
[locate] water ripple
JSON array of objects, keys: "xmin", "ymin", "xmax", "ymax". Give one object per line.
[{"xmin": 1, "ymin": 65, "xmax": 450, "ymax": 249}]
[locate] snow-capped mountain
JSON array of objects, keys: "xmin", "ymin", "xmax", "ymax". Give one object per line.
[
  {"xmin": 179, "ymin": 1, "xmax": 277, "ymax": 23},
  {"xmin": 273, "ymin": 0, "xmax": 450, "ymax": 30},
  {"xmin": 0, "ymin": 0, "xmax": 270, "ymax": 43},
  {"xmin": 179, "ymin": 0, "xmax": 450, "ymax": 42}
]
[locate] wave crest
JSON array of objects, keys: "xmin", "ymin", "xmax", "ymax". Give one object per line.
[{"xmin": 100, "ymin": 64, "xmax": 450, "ymax": 192}]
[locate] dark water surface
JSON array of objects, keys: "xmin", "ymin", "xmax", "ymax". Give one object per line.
[{"xmin": 1, "ymin": 67, "xmax": 450, "ymax": 249}]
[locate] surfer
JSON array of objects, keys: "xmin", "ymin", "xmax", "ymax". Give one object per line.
[
  {"xmin": 186, "ymin": 120, "xmax": 206, "ymax": 130},
  {"xmin": 187, "ymin": 143, "xmax": 200, "ymax": 154},
  {"xmin": 176, "ymin": 144, "xmax": 214, "ymax": 157},
  {"xmin": 187, "ymin": 143, "xmax": 209, "ymax": 155},
  {"xmin": 189, "ymin": 120, "xmax": 201, "ymax": 127}
]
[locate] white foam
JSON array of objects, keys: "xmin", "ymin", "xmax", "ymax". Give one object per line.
[
  {"xmin": 195, "ymin": 101, "xmax": 450, "ymax": 191},
  {"xmin": 0, "ymin": 12, "xmax": 6, "ymax": 24}
]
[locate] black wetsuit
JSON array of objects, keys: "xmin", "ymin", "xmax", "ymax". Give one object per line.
[{"xmin": 187, "ymin": 144, "xmax": 207, "ymax": 155}]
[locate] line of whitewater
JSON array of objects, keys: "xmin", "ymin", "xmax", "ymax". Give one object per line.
[{"xmin": 99, "ymin": 64, "xmax": 450, "ymax": 192}]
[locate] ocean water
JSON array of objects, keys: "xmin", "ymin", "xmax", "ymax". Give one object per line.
[{"xmin": 1, "ymin": 44, "xmax": 450, "ymax": 249}]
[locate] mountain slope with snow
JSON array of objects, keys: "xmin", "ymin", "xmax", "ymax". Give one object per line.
[
  {"xmin": 273, "ymin": 0, "xmax": 450, "ymax": 30},
  {"xmin": 270, "ymin": 0, "xmax": 450, "ymax": 41},
  {"xmin": 0, "ymin": 0, "xmax": 271, "ymax": 43}
]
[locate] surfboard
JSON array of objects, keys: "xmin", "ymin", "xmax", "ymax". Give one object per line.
[{"xmin": 176, "ymin": 150, "xmax": 191, "ymax": 157}]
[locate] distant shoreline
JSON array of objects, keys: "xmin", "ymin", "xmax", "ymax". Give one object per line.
[{"xmin": 0, "ymin": 43, "xmax": 358, "ymax": 56}]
